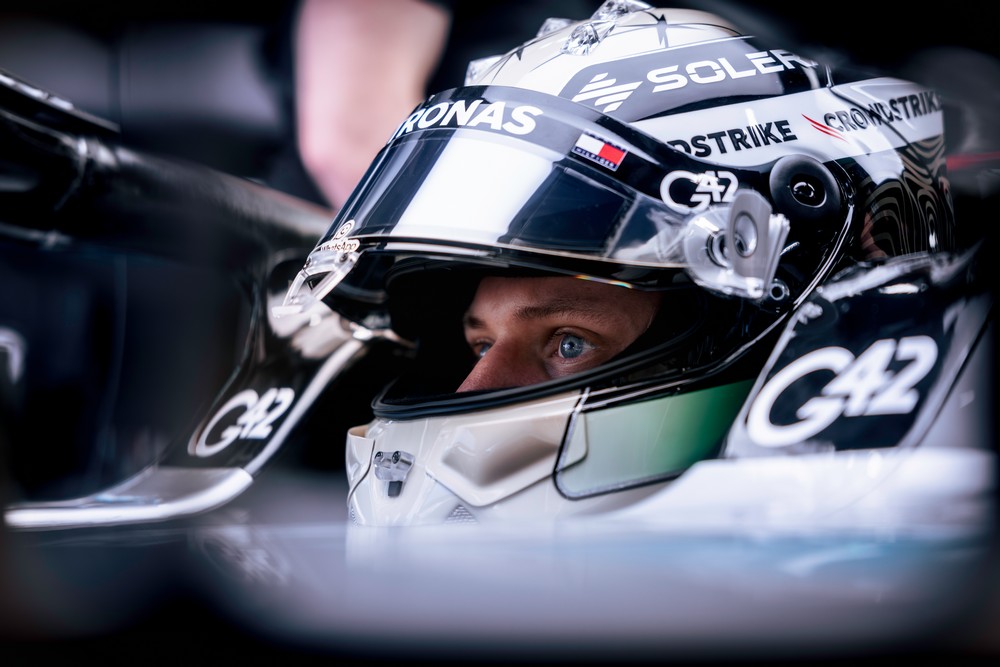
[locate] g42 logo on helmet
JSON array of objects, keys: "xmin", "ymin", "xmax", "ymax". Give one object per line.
[
  {"xmin": 746, "ymin": 336, "xmax": 938, "ymax": 447},
  {"xmin": 660, "ymin": 169, "xmax": 738, "ymax": 213},
  {"xmin": 190, "ymin": 387, "xmax": 296, "ymax": 458}
]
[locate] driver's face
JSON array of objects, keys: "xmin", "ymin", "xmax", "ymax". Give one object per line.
[{"xmin": 459, "ymin": 276, "xmax": 662, "ymax": 392}]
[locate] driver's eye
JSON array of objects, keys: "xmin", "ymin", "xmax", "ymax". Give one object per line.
[
  {"xmin": 558, "ymin": 334, "xmax": 586, "ymax": 359},
  {"xmin": 476, "ymin": 342, "xmax": 492, "ymax": 358}
]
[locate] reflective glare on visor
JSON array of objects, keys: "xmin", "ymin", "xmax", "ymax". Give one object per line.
[{"xmin": 344, "ymin": 132, "xmax": 638, "ymax": 254}]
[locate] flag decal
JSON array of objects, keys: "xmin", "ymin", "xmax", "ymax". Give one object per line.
[{"xmin": 572, "ymin": 133, "xmax": 627, "ymax": 170}]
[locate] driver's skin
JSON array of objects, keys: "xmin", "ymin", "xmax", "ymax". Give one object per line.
[{"xmin": 459, "ymin": 276, "xmax": 663, "ymax": 392}]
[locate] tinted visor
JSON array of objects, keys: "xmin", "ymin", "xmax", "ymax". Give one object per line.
[
  {"xmin": 284, "ymin": 86, "xmax": 771, "ymax": 319},
  {"xmin": 341, "ymin": 131, "xmax": 656, "ymax": 257}
]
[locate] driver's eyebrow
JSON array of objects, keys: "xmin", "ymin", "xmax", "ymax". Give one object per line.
[{"xmin": 463, "ymin": 297, "xmax": 620, "ymax": 329}]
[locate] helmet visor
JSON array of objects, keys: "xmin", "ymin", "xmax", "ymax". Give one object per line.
[
  {"xmin": 338, "ymin": 131, "xmax": 672, "ymax": 262},
  {"xmin": 283, "ymin": 86, "xmax": 778, "ymax": 318}
]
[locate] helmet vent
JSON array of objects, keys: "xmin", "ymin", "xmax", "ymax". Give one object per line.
[{"xmin": 445, "ymin": 505, "xmax": 478, "ymax": 524}]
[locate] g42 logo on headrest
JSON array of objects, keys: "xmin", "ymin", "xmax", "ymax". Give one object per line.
[
  {"xmin": 747, "ymin": 336, "xmax": 938, "ymax": 447},
  {"xmin": 191, "ymin": 387, "xmax": 296, "ymax": 458}
]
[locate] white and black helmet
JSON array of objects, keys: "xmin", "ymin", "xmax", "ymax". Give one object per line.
[{"xmin": 281, "ymin": 2, "xmax": 959, "ymax": 525}]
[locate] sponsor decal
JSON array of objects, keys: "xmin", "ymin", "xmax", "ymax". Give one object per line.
[
  {"xmin": 572, "ymin": 133, "xmax": 627, "ymax": 170},
  {"xmin": 570, "ymin": 73, "xmax": 643, "ymax": 113},
  {"xmin": 568, "ymin": 43, "xmax": 817, "ymax": 114},
  {"xmin": 746, "ymin": 336, "xmax": 937, "ymax": 447},
  {"xmin": 660, "ymin": 169, "xmax": 738, "ymax": 213},
  {"xmin": 317, "ymin": 219, "xmax": 360, "ymax": 254},
  {"xmin": 635, "ymin": 82, "xmax": 943, "ymax": 166},
  {"xmin": 646, "ymin": 49, "xmax": 815, "ymax": 92},
  {"xmin": 806, "ymin": 89, "xmax": 942, "ymax": 139},
  {"xmin": 390, "ymin": 99, "xmax": 543, "ymax": 141},
  {"xmin": 666, "ymin": 119, "xmax": 797, "ymax": 158},
  {"xmin": 192, "ymin": 387, "xmax": 296, "ymax": 458}
]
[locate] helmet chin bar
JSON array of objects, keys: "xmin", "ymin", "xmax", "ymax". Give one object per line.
[{"xmin": 683, "ymin": 189, "xmax": 790, "ymax": 302}]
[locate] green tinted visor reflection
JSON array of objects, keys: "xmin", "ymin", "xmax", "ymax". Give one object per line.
[{"xmin": 556, "ymin": 380, "xmax": 753, "ymax": 497}]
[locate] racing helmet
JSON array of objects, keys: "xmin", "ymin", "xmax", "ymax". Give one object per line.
[{"xmin": 280, "ymin": 1, "xmax": 957, "ymax": 525}]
